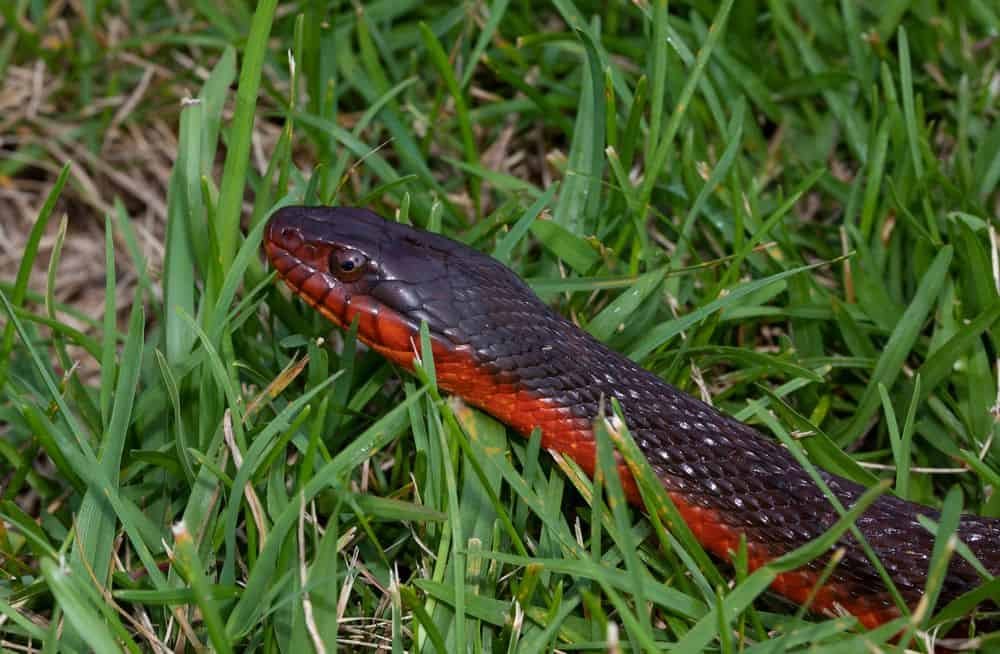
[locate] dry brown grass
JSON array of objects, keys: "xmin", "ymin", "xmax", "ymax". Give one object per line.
[{"xmin": 0, "ymin": 11, "xmax": 290, "ymax": 372}]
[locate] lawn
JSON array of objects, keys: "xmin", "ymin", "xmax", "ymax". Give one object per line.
[{"xmin": 1, "ymin": 1, "xmax": 999, "ymax": 652}]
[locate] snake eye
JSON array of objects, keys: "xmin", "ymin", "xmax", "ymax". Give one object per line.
[{"xmin": 330, "ymin": 248, "xmax": 367, "ymax": 282}]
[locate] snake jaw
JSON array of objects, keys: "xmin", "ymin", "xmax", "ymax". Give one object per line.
[{"xmin": 266, "ymin": 220, "xmax": 445, "ymax": 369}]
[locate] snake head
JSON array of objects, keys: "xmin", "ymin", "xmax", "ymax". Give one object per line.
[
  {"xmin": 265, "ymin": 205, "xmax": 537, "ymax": 361},
  {"xmin": 265, "ymin": 206, "xmax": 382, "ymax": 297}
]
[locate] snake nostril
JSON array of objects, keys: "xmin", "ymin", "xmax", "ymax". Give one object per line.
[{"xmin": 281, "ymin": 227, "xmax": 303, "ymax": 250}]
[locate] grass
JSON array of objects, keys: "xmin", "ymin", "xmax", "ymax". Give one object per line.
[{"xmin": 1, "ymin": 1, "xmax": 1000, "ymax": 652}]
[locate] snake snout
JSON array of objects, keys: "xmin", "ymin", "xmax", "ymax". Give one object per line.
[
  {"xmin": 265, "ymin": 213, "xmax": 305, "ymax": 252},
  {"xmin": 264, "ymin": 212, "xmax": 313, "ymax": 279}
]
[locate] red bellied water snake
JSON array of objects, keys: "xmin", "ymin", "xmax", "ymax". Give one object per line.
[{"xmin": 264, "ymin": 205, "xmax": 1000, "ymax": 630}]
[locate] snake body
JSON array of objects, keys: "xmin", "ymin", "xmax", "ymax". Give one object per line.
[{"xmin": 264, "ymin": 205, "xmax": 1000, "ymax": 628}]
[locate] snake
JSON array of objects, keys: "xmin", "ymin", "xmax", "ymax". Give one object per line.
[{"xmin": 264, "ymin": 205, "xmax": 1000, "ymax": 630}]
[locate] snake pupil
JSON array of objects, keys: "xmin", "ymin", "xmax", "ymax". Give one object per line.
[{"xmin": 331, "ymin": 249, "xmax": 366, "ymax": 282}]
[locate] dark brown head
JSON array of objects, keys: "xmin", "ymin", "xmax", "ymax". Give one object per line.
[{"xmin": 264, "ymin": 205, "xmax": 540, "ymax": 357}]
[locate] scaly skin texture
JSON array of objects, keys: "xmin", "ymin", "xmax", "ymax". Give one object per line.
[{"xmin": 264, "ymin": 205, "xmax": 1000, "ymax": 629}]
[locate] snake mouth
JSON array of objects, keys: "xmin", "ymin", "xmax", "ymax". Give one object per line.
[
  {"xmin": 264, "ymin": 216, "xmax": 352, "ymax": 333},
  {"xmin": 265, "ymin": 217, "xmax": 334, "ymax": 278},
  {"xmin": 264, "ymin": 213, "xmax": 435, "ymax": 367},
  {"xmin": 263, "ymin": 239, "xmax": 305, "ymax": 284}
]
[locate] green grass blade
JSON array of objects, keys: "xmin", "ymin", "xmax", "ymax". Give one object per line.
[
  {"xmin": 838, "ymin": 246, "xmax": 953, "ymax": 444},
  {"xmin": 630, "ymin": 257, "xmax": 847, "ymax": 361},
  {"xmin": 212, "ymin": 0, "xmax": 277, "ymax": 282},
  {"xmin": 0, "ymin": 161, "xmax": 70, "ymax": 387}
]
